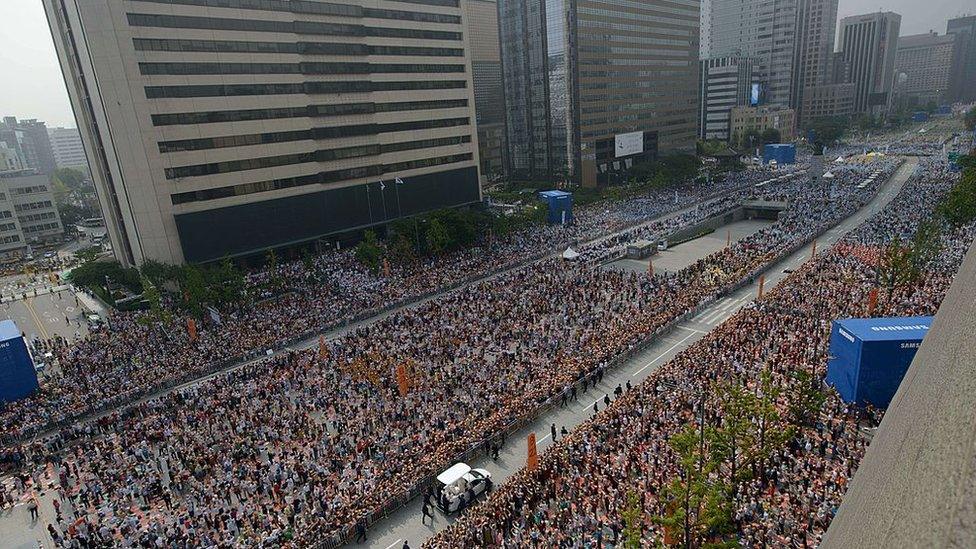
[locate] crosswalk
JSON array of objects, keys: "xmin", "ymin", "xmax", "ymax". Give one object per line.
[{"xmin": 693, "ymin": 295, "xmax": 749, "ymax": 327}]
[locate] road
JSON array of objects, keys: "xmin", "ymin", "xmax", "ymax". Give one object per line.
[{"xmin": 360, "ymin": 159, "xmax": 916, "ymax": 549}]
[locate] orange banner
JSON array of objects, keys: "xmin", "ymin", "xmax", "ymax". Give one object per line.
[
  {"xmin": 811, "ymin": 239, "xmax": 817, "ymax": 259},
  {"xmin": 318, "ymin": 335, "xmax": 328, "ymax": 362},
  {"xmin": 867, "ymin": 287, "xmax": 879, "ymax": 316},
  {"xmin": 757, "ymin": 274, "xmax": 766, "ymax": 299},
  {"xmin": 187, "ymin": 318, "xmax": 197, "ymax": 342},
  {"xmin": 527, "ymin": 433, "xmax": 538, "ymax": 470},
  {"xmin": 383, "ymin": 258, "xmax": 391, "ymax": 278},
  {"xmin": 648, "ymin": 259, "xmax": 654, "ymax": 277},
  {"xmin": 396, "ymin": 363, "xmax": 409, "ymax": 396},
  {"xmin": 726, "ymin": 229, "xmax": 731, "ymax": 247}
]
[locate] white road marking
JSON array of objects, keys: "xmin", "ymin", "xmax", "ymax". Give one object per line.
[
  {"xmin": 632, "ymin": 331, "xmax": 696, "ymax": 377},
  {"xmin": 537, "ymin": 433, "xmax": 551, "ymax": 445},
  {"xmin": 383, "ymin": 539, "xmax": 403, "ymax": 549},
  {"xmin": 676, "ymin": 325, "xmax": 706, "ymax": 334}
]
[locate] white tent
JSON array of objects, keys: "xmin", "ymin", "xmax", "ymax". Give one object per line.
[
  {"xmin": 562, "ymin": 247, "xmax": 580, "ymax": 260},
  {"xmin": 822, "ymin": 171, "xmax": 835, "ymax": 179},
  {"xmin": 835, "ymin": 156, "xmax": 845, "ymax": 163}
]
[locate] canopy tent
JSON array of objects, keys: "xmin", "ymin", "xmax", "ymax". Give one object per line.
[
  {"xmin": 562, "ymin": 247, "xmax": 580, "ymax": 260},
  {"xmin": 822, "ymin": 171, "xmax": 835, "ymax": 179},
  {"xmin": 835, "ymin": 156, "xmax": 845, "ymax": 163}
]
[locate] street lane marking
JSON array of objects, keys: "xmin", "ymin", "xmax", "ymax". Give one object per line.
[
  {"xmin": 537, "ymin": 433, "xmax": 551, "ymax": 445},
  {"xmin": 676, "ymin": 326, "xmax": 706, "ymax": 334},
  {"xmin": 383, "ymin": 539, "xmax": 402, "ymax": 549},
  {"xmin": 632, "ymin": 331, "xmax": 696, "ymax": 377}
]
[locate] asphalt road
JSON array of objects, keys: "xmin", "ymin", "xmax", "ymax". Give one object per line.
[{"xmin": 359, "ymin": 159, "xmax": 916, "ymax": 549}]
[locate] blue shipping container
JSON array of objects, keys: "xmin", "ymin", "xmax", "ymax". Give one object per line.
[
  {"xmin": 538, "ymin": 190, "xmax": 573, "ymax": 224},
  {"xmin": 762, "ymin": 144, "xmax": 796, "ymax": 165},
  {"xmin": 0, "ymin": 320, "xmax": 37, "ymax": 403},
  {"xmin": 825, "ymin": 316, "xmax": 932, "ymax": 408}
]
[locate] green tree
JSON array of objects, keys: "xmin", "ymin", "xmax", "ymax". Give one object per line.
[
  {"xmin": 355, "ymin": 230, "xmax": 383, "ymax": 271},
  {"xmin": 180, "ymin": 265, "xmax": 209, "ymax": 317},
  {"xmin": 750, "ymin": 368, "xmax": 796, "ymax": 484},
  {"xmin": 655, "ymin": 425, "xmax": 736, "ymax": 549},
  {"xmin": 786, "ymin": 370, "xmax": 826, "ymax": 428},
  {"xmin": 909, "ymin": 219, "xmax": 942, "ymax": 272},
  {"xmin": 965, "ymin": 108, "xmax": 976, "ymax": 131},
  {"xmin": 877, "ymin": 237, "xmax": 919, "ymax": 296},
  {"xmin": 760, "ymin": 128, "xmax": 781, "ymax": 145},
  {"xmin": 425, "ymin": 218, "xmax": 452, "ymax": 255},
  {"xmin": 138, "ymin": 274, "xmax": 171, "ymax": 325},
  {"xmin": 621, "ymin": 490, "xmax": 644, "ymax": 549},
  {"xmin": 938, "ymin": 168, "xmax": 976, "ymax": 227},
  {"xmin": 711, "ymin": 383, "xmax": 758, "ymax": 504},
  {"xmin": 208, "ymin": 257, "xmax": 245, "ymax": 305}
]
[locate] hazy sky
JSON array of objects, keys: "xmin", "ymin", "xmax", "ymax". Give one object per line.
[{"xmin": 0, "ymin": 0, "xmax": 972, "ymax": 128}]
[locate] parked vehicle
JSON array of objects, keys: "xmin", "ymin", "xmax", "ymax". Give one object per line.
[{"xmin": 433, "ymin": 463, "xmax": 492, "ymax": 513}]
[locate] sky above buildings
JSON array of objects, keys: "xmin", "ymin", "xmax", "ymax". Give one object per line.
[{"xmin": 0, "ymin": 0, "xmax": 971, "ymax": 129}]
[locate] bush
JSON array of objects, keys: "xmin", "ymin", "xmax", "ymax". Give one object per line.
[{"xmin": 68, "ymin": 260, "xmax": 142, "ymax": 293}]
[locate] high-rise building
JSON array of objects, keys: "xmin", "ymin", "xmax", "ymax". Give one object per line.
[
  {"xmin": 47, "ymin": 127, "xmax": 90, "ymax": 170},
  {"xmin": 710, "ymin": 0, "xmax": 799, "ymax": 109},
  {"xmin": 838, "ymin": 12, "xmax": 901, "ymax": 116},
  {"xmin": 699, "ymin": 56, "xmax": 755, "ymax": 141},
  {"xmin": 0, "ymin": 143, "xmax": 26, "ymax": 173},
  {"xmin": 730, "ymin": 105, "xmax": 796, "ymax": 147},
  {"xmin": 946, "ymin": 16, "xmax": 976, "ymax": 103},
  {"xmin": 0, "ymin": 118, "xmax": 57, "ymax": 176},
  {"xmin": 0, "ymin": 169, "xmax": 65, "ymax": 256},
  {"xmin": 464, "ymin": 0, "xmax": 506, "ymax": 179},
  {"xmin": 700, "ymin": 0, "xmax": 713, "ymax": 58},
  {"xmin": 894, "ymin": 32, "xmax": 959, "ymax": 107},
  {"xmin": 43, "ymin": 0, "xmax": 482, "ymax": 266},
  {"xmin": 499, "ymin": 0, "xmax": 699, "ymax": 186},
  {"xmin": 791, "ymin": 0, "xmax": 839, "ymax": 122}
]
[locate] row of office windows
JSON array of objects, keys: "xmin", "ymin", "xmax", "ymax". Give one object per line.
[
  {"xmin": 133, "ymin": 38, "xmax": 464, "ymax": 57},
  {"xmin": 145, "ymin": 80, "xmax": 466, "ymax": 98},
  {"xmin": 170, "ymin": 153, "xmax": 473, "ymax": 205},
  {"xmin": 165, "ymin": 135, "xmax": 470, "ymax": 178},
  {"xmin": 126, "ymin": 13, "xmax": 462, "ymax": 41},
  {"xmin": 19, "ymin": 211, "xmax": 57, "ymax": 222},
  {"xmin": 13, "ymin": 201, "xmax": 53, "ymax": 212},
  {"xmin": 131, "ymin": 0, "xmax": 461, "ymax": 16},
  {"xmin": 151, "ymin": 99, "xmax": 469, "ymax": 126},
  {"xmin": 12, "ymin": 185, "xmax": 48, "ymax": 195},
  {"xmin": 158, "ymin": 117, "xmax": 470, "ymax": 152},
  {"xmin": 23, "ymin": 223, "xmax": 61, "ymax": 234},
  {"xmin": 0, "ymin": 223, "xmax": 16, "ymax": 232},
  {"xmin": 0, "ymin": 211, "xmax": 11, "ymax": 219},
  {"xmin": 138, "ymin": 62, "xmax": 465, "ymax": 76},
  {"xmin": 0, "ymin": 235, "xmax": 20, "ymax": 245}
]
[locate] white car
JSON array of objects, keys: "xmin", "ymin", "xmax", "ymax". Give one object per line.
[{"xmin": 433, "ymin": 462, "xmax": 492, "ymax": 513}]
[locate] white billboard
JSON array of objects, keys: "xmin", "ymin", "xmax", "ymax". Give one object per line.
[{"xmin": 615, "ymin": 131, "xmax": 643, "ymax": 158}]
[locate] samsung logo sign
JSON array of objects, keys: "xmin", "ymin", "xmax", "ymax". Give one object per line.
[
  {"xmin": 869, "ymin": 325, "xmax": 930, "ymax": 332},
  {"xmin": 839, "ymin": 328, "xmax": 855, "ymax": 342}
]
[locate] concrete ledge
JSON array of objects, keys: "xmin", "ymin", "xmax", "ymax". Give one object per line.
[{"xmin": 822, "ymin": 240, "xmax": 976, "ymax": 548}]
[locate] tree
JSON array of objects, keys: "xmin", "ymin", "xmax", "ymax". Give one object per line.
[
  {"xmin": 208, "ymin": 257, "xmax": 245, "ymax": 305},
  {"xmin": 138, "ymin": 274, "xmax": 171, "ymax": 325},
  {"xmin": 786, "ymin": 370, "xmax": 826, "ymax": 428},
  {"xmin": 965, "ymin": 108, "xmax": 976, "ymax": 131},
  {"xmin": 938, "ymin": 168, "xmax": 976, "ymax": 227},
  {"xmin": 760, "ymin": 128, "xmax": 781, "ymax": 145},
  {"xmin": 877, "ymin": 237, "xmax": 919, "ymax": 295},
  {"xmin": 355, "ymin": 230, "xmax": 383, "ymax": 271},
  {"xmin": 425, "ymin": 218, "xmax": 452, "ymax": 255},
  {"xmin": 179, "ymin": 265, "xmax": 209, "ymax": 317},
  {"xmin": 621, "ymin": 490, "xmax": 644, "ymax": 549},
  {"xmin": 909, "ymin": 219, "xmax": 942, "ymax": 272},
  {"xmin": 655, "ymin": 425, "xmax": 736, "ymax": 548},
  {"xmin": 750, "ymin": 368, "xmax": 796, "ymax": 484},
  {"xmin": 711, "ymin": 383, "xmax": 757, "ymax": 504}
]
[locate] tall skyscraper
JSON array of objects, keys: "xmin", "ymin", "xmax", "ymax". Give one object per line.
[
  {"xmin": 946, "ymin": 16, "xmax": 976, "ymax": 103},
  {"xmin": 790, "ymin": 0, "xmax": 839, "ymax": 122},
  {"xmin": 710, "ymin": 0, "xmax": 799, "ymax": 108},
  {"xmin": 895, "ymin": 32, "xmax": 959, "ymax": 107},
  {"xmin": 838, "ymin": 12, "xmax": 901, "ymax": 116},
  {"xmin": 43, "ymin": 0, "xmax": 482, "ymax": 266},
  {"xmin": 47, "ymin": 127, "xmax": 90, "ymax": 170},
  {"xmin": 499, "ymin": 0, "xmax": 699, "ymax": 186},
  {"xmin": 0, "ymin": 117, "xmax": 57, "ymax": 176},
  {"xmin": 699, "ymin": 56, "xmax": 755, "ymax": 141},
  {"xmin": 464, "ymin": 0, "xmax": 506, "ymax": 178},
  {"xmin": 700, "ymin": 0, "xmax": 713, "ymax": 58}
]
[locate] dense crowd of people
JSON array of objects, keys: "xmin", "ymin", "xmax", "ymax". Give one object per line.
[
  {"xmin": 0, "ymin": 156, "xmax": 901, "ymax": 546},
  {"xmin": 427, "ymin": 153, "xmax": 974, "ymax": 547},
  {"xmin": 0, "ymin": 167, "xmax": 799, "ymax": 442}
]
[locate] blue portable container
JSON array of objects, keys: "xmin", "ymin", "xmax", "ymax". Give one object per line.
[
  {"xmin": 762, "ymin": 144, "xmax": 796, "ymax": 165},
  {"xmin": 538, "ymin": 190, "xmax": 574, "ymax": 224},
  {"xmin": 0, "ymin": 320, "xmax": 38, "ymax": 403},
  {"xmin": 825, "ymin": 316, "xmax": 932, "ymax": 408}
]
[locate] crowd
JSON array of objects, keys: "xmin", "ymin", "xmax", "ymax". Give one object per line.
[
  {"xmin": 0, "ymin": 157, "xmax": 898, "ymax": 546},
  {"xmin": 0, "ymin": 166, "xmax": 798, "ymax": 442},
  {"xmin": 427, "ymin": 155, "xmax": 974, "ymax": 547}
]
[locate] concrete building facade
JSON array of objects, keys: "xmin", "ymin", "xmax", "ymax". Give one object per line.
[
  {"xmin": 838, "ymin": 12, "xmax": 901, "ymax": 116},
  {"xmin": 946, "ymin": 16, "xmax": 976, "ymax": 104},
  {"xmin": 699, "ymin": 56, "xmax": 754, "ymax": 141},
  {"xmin": 801, "ymin": 82, "xmax": 856, "ymax": 121},
  {"xmin": 0, "ymin": 118, "xmax": 57, "ymax": 176},
  {"xmin": 710, "ymin": 0, "xmax": 799, "ymax": 109},
  {"xmin": 790, "ymin": 0, "xmax": 839, "ymax": 123},
  {"xmin": 894, "ymin": 32, "xmax": 958, "ymax": 107},
  {"xmin": 0, "ymin": 171, "xmax": 64, "ymax": 257},
  {"xmin": 730, "ymin": 105, "xmax": 796, "ymax": 147},
  {"xmin": 47, "ymin": 127, "xmax": 90, "ymax": 170},
  {"xmin": 499, "ymin": 0, "xmax": 699, "ymax": 186},
  {"xmin": 43, "ymin": 0, "xmax": 482, "ymax": 266}
]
